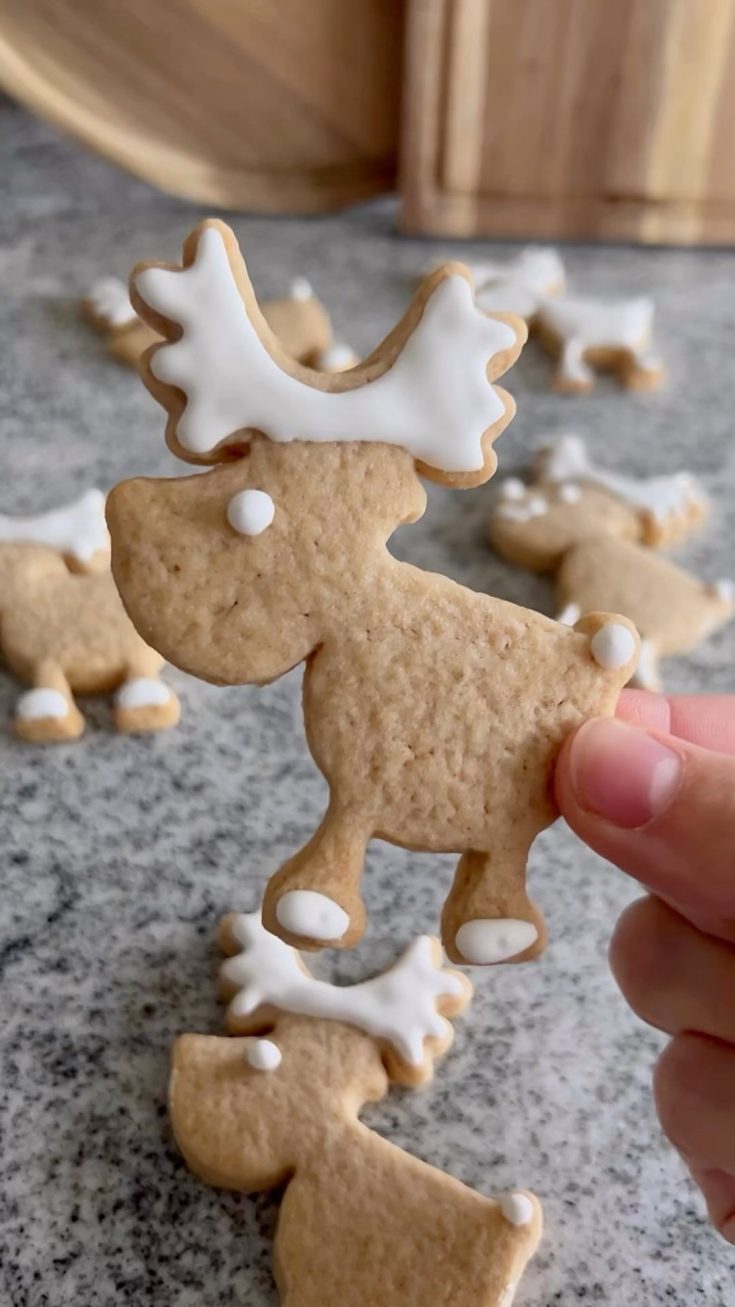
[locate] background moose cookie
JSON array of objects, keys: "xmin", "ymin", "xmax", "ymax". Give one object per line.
[
  {"xmin": 107, "ymin": 219, "xmax": 639, "ymax": 965},
  {"xmin": 0, "ymin": 490, "xmax": 179, "ymax": 740},
  {"xmin": 170, "ymin": 910, "xmax": 542, "ymax": 1307}
]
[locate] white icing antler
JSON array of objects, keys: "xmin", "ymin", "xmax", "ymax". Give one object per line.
[
  {"xmin": 88, "ymin": 276, "xmax": 138, "ymax": 328},
  {"xmin": 0, "ymin": 489, "xmax": 109, "ymax": 565},
  {"xmin": 220, "ymin": 912, "xmax": 467, "ymax": 1067},
  {"xmin": 135, "ymin": 223, "xmax": 518, "ymax": 471},
  {"xmin": 535, "ymin": 434, "xmax": 706, "ymax": 525}
]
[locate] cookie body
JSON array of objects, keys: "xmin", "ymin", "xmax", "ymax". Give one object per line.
[{"xmin": 557, "ymin": 534, "xmax": 734, "ymax": 661}]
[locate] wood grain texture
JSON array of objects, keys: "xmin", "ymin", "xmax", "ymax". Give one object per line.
[
  {"xmin": 0, "ymin": 0, "xmax": 404, "ymax": 211},
  {"xmin": 400, "ymin": 0, "xmax": 735, "ymax": 244}
]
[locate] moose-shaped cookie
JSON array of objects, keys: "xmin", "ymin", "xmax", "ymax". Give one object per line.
[
  {"xmin": 107, "ymin": 219, "xmax": 639, "ymax": 964},
  {"xmin": 489, "ymin": 435, "xmax": 731, "ymax": 692},
  {"xmin": 0, "ymin": 490, "xmax": 179, "ymax": 740},
  {"xmin": 170, "ymin": 911, "xmax": 542, "ymax": 1307},
  {"xmin": 84, "ymin": 273, "xmax": 355, "ymax": 373}
]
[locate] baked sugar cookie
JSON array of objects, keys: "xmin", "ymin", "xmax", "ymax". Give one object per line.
[
  {"xmin": 171, "ymin": 910, "xmax": 542, "ymax": 1307},
  {"xmin": 108, "ymin": 219, "xmax": 639, "ymax": 964},
  {"xmin": 0, "ymin": 492, "xmax": 179, "ymax": 740},
  {"xmin": 536, "ymin": 295, "xmax": 664, "ymax": 392}
]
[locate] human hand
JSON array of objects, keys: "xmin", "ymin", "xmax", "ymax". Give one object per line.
[{"xmin": 554, "ymin": 689, "xmax": 735, "ymax": 1244}]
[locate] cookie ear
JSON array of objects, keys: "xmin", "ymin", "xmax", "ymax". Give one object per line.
[{"xmin": 131, "ymin": 219, "xmax": 525, "ymax": 484}]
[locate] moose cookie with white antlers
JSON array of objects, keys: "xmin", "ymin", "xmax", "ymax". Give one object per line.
[
  {"xmin": 0, "ymin": 490, "xmax": 179, "ymax": 740},
  {"xmin": 107, "ymin": 218, "xmax": 640, "ymax": 964},
  {"xmin": 170, "ymin": 910, "xmax": 542, "ymax": 1307}
]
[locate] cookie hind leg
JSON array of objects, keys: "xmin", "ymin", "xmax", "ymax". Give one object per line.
[
  {"xmin": 621, "ymin": 344, "xmax": 665, "ymax": 392},
  {"xmin": 262, "ymin": 804, "xmax": 371, "ymax": 951},
  {"xmin": 113, "ymin": 657, "xmax": 180, "ymax": 733},
  {"xmin": 442, "ymin": 848, "xmax": 546, "ymax": 967},
  {"xmin": 553, "ymin": 337, "xmax": 594, "ymax": 393},
  {"xmin": 14, "ymin": 659, "xmax": 85, "ymax": 742}
]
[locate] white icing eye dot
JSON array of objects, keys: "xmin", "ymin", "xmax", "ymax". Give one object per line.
[
  {"xmin": 289, "ymin": 276, "xmax": 313, "ymax": 302},
  {"xmin": 500, "ymin": 477, "xmax": 526, "ymax": 501},
  {"xmin": 590, "ymin": 622, "xmax": 637, "ymax": 670},
  {"xmin": 558, "ymin": 482, "xmax": 581, "ymax": 504},
  {"xmin": 227, "ymin": 489, "xmax": 275, "ymax": 536},
  {"xmin": 247, "ymin": 1039, "xmax": 282, "ymax": 1072},
  {"xmin": 500, "ymin": 1192, "xmax": 535, "ymax": 1227}
]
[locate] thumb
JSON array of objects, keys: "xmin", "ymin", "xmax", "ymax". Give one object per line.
[{"xmin": 555, "ymin": 718, "xmax": 735, "ymax": 943}]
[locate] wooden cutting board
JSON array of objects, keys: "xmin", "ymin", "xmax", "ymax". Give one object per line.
[{"xmin": 0, "ymin": 0, "xmax": 404, "ymax": 211}]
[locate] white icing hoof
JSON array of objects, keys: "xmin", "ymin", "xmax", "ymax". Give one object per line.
[
  {"xmin": 589, "ymin": 622, "xmax": 637, "ymax": 670},
  {"xmin": 227, "ymin": 489, "xmax": 275, "ymax": 536},
  {"xmin": 455, "ymin": 918, "xmax": 538, "ymax": 965},
  {"xmin": 247, "ymin": 1039, "xmax": 282, "ymax": 1072},
  {"xmin": 289, "ymin": 276, "xmax": 313, "ymax": 301},
  {"xmin": 500, "ymin": 1192, "xmax": 535, "ymax": 1227},
  {"xmin": 116, "ymin": 678, "xmax": 172, "ymax": 710},
  {"xmin": 499, "ymin": 1282, "xmax": 517, "ymax": 1307},
  {"xmin": 276, "ymin": 890, "xmax": 350, "ymax": 941},
  {"xmin": 712, "ymin": 578, "xmax": 735, "ymax": 605},
  {"xmin": 16, "ymin": 688, "xmax": 69, "ymax": 721}
]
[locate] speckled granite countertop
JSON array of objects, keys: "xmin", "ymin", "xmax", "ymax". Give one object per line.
[{"xmin": 1, "ymin": 100, "xmax": 734, "ymax": 1306}]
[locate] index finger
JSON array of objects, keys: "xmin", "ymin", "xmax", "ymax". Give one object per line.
[{"xmin": 617, "ymin": 690, "xmax": 735, "ymax": 757}]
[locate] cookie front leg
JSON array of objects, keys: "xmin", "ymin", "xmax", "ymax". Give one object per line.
[
  {"xmin": 629, "ymin": 637, "xmax": 662, "ymax": 692},
  {"xmin": 262, "ymin": 803, "xmax": 371, "ymax": 951},
  {"xmin": 114, "ymin": 657, "xmax": 180, "ymax": 734},
  {"xmin": 553, "ymin": 337, "xmax": 594, "ymax": 393},
  {"xmin": 442, "ymin": 848, "xmax": 547, "ymax": 967},
  {"xmin": 14, "ymin": 659, "xmax": 85, "ymax": 742}
]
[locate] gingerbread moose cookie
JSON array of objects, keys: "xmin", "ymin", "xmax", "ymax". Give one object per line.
[
  {"xmin": 171, "ymin": 910, "xmax": 542, "ymax": 1307},
  {"xmin": 84, "ymin": 273, "xmax": 356, "ymax": 373},
  {"xmin": 0, "ymin": 490, "xmax": 179, "ymax": 740},
  {"xmin": 107, "ymin": 219, "xmax": 639, "ymax": 965}
]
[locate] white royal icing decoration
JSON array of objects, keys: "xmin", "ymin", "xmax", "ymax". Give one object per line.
[
  {"xmin": 289, "ymin": 276, "xmax": 313, "ymax": 302},
  {"xmin": 136, "ymin": 225, "xmax": 517, "ymax": 470},
  {"xmin": 557, "ymin": 602, "xmax": 581, "ymax": 627},
  {"xmin": 495, "ymin": 493, "xmax": 548, "ymax": 524},
  {"xmin": 500, "ymin": 1193, "xmax": 535, "ymax": 1227},
  {"xmin": 499, "ymin": 1281, "xmax": 517, "ymax": 1307},
  {"xmin": 590, "ymin": 623, "xmax": 637, "ymax": 670},
  {"xmin": 536, "ymin": 435, "xmax": 705, "ymax": 525},
  {"xmin": 276, "ymin": 890, "xmax": 349, "ymax": 942},
  {"xmin": 0, "ymin": 489, "xmax": 109, "ymax": 565},
  {"xmin": 221, "ymin": 911, "xmax": 464, "ymax": 1066},
  {"xmin": 454, "ymin": 919, "xmax": 538, "ymax": 965},
  {"xmin": 537, "ymin": 296, "xmax": 658, "ymax": 386},
  {"xmin": 227, "ymin": 489, "xmax": 275, "ymax": 537},
  {"xmin": 247, "ymin": 1039, "xmax": 282, "ymax": 1072},
  {"xmin": 499, "ymin": 477, "xmax": 526, "ymax": 501},
  {"xmin": 317, "ymin": 342, "xmax": 359, "ymax": 372},
  {"xmin": 115, "ymin": 678, "xmax": 172, "ymax": 710},
  {"xmin": 711, "ymin": 578, "xmax": 735, "ymax": 605},
  {"xmin": 88, "ymin": 276, "xmax": 138, "ymax": 328},
  {"xmin": 557, "ymin": 482, "xmax": 581, "ymax": 504},
  {"xmin": 16, "ymin": 688, "xmax": 69, "ymax": 721},
  {"xmin": 472, "ymin": 247, "xmax": 566, "ymax": 319},
  {"xmin": 631, "ymin": 639, "xmax": 660, "ymax": 692}
]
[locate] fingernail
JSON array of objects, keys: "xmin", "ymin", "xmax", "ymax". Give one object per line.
[{"xmin": 569, "ymin": 719, "xmax": 683, "ymax": 829}]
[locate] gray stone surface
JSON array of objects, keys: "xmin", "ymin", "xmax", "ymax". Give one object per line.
[{"xmin": 1, "ymin": 100, "xmax": 734, "ymax": 1306}]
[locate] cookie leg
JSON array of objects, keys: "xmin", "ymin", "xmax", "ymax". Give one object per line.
[
  {"xmin": 114, "ymin": 664, "xmax": 180, "ymax": 733},
  {"xmin": 622, "ymin": 345, "xmax": 664, "ymax": 392},
  {"xmin": 14, "ymin": 660, "xmax": 85, "ymax": 742},
  {"xmin": 262, "ymin": 804, "xmax": 370, "ymax": 951},
  {"xmin": 442, "ymin": 848, "xmax": 546, "ymax": 967},
  {"xmin": 553, "ymin": 337, "xmax": 594, "ymax": 393}
]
